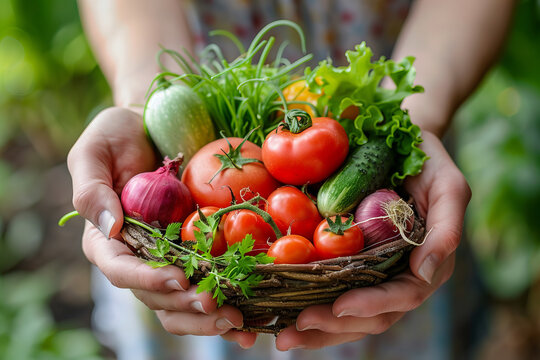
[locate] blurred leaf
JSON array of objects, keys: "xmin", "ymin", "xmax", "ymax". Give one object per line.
[
  {"xmin": 47, "ymin": 329, "xmax": 102, "ymax": 359},
  {"xmin": 0, "ymin": 270, "xmax": 57, "ymax": 307},
  {"xmin": 4, "ymin": 304, "xmax": 54, "ymax": 360},
  {"xmin": 5, "ymin": 210, "xmax": 43, "ymax": 262},
  {"xmin": 456, "ymin": 68, "xmax": 540, "ymax": 298}
]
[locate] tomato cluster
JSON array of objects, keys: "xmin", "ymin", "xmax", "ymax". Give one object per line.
[{"xmin": 178, "ymin": 110, "xmax": 364, "ymax": 264}]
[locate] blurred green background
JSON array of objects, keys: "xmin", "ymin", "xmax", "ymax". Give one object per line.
[{"xmin": 0, "ymin": 0, "xmax": 539, "ymax": 359}]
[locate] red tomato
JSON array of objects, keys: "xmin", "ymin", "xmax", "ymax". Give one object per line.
[
  {"xmin": 181, "ymin": 207, "xmax": 227, "ymax": 257},
  {"xmin": 313, "ymin": 217, "xmax": 364, "ymax": 260},
  {"xmin": 267, "ymin": 186, "xmax": 322, "ymax": 240},
  {"xmin": 182, "ymin": 138, "xmax": 279, "ymax": 208},
  {"xmin": 223, "ymin": 209, "xmax": 277, "ymax": 254},
  {"xmin": 262, "ymin": 116, "xmax": 349, "ymax": 185},
  {"xmin": 267, "ymin": 235, "xmax": 317, "ymax": 264}
]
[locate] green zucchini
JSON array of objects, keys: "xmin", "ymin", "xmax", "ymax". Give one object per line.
[
  {"xmin": 317, "ymin": 137, "xmax": 395, "ymax": 217},
  {"xmin": 144, "ymin": 83, "xmax": 216, "ymax": 164}
]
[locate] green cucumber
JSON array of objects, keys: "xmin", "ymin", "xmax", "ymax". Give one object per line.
[
  {"xmin": 144, "ymin": 83, "xmax": 216, "ymax": 164},
  {"xmin": 317, "ymin": 137, "xmax": 395, "ymax": 217}
]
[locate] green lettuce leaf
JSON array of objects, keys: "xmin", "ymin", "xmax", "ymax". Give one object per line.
[{"xmin": 306, "ymin": 42, "xmax": 428, "ymax": 184}]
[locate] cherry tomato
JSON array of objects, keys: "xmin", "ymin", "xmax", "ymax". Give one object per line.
[
  {"xmin": 223, "ymin": 209, "xmax": 276, "ymax": 254},
  {"xmin": 181, "ymin": 207, "xmax": 227, "ymax": 257},
  {"xmin": 267, "ymin": 235, "xmax": 317, "ymax": 264},
  {"xmin": 313, "ymin": 216, "xmax": 364, "ymax": 260},
  {"xmin": 267, "ymin": 186, "xmax": 322, "ymax": 240},
  {"xmin": 182, "ymin": 138, "xmax": 279, "ymax": 208},
  {"xmin": 262, "ymin": 114, "xmax": 349, "ymax": 185}
]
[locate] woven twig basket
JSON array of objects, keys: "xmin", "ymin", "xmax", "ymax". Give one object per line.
[{"xmin": 121, "ymin": 214, "xmax": 425, "ymax": 335}]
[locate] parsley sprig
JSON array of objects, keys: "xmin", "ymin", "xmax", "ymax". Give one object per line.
[{"xmin": 139, "ymin": 213, "xmax": 274, "ymax": 306}]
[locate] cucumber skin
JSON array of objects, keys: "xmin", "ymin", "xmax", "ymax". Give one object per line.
[
  {"xmin": 144, "ymin": 84, "xmax": 216, "ymax": 164},
  {"xmin": 317, "ymin": 137, "xmax": 395, "ymax": 217}
]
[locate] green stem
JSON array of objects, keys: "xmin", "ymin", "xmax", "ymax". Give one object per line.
[
  {"xmin": 124, "ymin": 216, "xmax": 161, "ymax": 235},
  {"xmin": 58, "ymin": 211, "xmax": 161, "ymax": 238},
  {"xmin": 212, "ymin": 196, "xmax": 283, "ymax": 239},
  {"xmin": 58, "ymin": 211, "xmax": 80, "ymax": 226}
]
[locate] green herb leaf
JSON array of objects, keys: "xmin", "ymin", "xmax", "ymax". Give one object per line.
[
  {"xmin": 307, "ymin": 42, "xmax": 428, "ymax": 184},
  {"xmin": 238, "ymin": 234, "xmax": 255, "ymax": 256},
  {"xmin": 255, "ymin": 253, "xmax": 275, "ymax": 264},
  {"xmin": 146, "ymin": 260, "xmax": 172, "ymax": 268},
  {"xmin": 156, "ymin": 237, "xmax": 170, "ymax": 256},
  {"xmin": 165, "ymin": 222, "xmax": 182, "ymax": 240}
]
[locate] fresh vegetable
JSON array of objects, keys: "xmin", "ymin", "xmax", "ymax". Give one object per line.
[
  {"xmin": 282, "ymin": 78, "xmax": 358, "ymax": 119},
  {"xmin": 181, "ymin": 136, "xmax": 279, "ymax": 208},
  {"xmin": 152, "ymin": 20, "xmax": 313, "ymax": 146},
  {"xmin": 307, "ymin": 42, "xmax": 428, "ymax": 184},
  {"xmin": 354, "ymin": 189, "xmax": 414, "ymax": 248},
  {"xmin": 282, "ymin": 79, "xmax": 320, "ymax": 117},
  {"xmin": 120, "ymin": 155, "xmax": 194, "ymax": 228},
  {"xmin": 317, "ymin": 137, "xmax": 394, "ymax": 217},
  {"xmin": 262, "ymin": 109, "xmax": 349, "ymax": 185},
  {"xmin": 267, "ymin": 235, "xmax": 317, "ymax": 264},
  {"xmin": 141, "ymin": 221, "xmax": 274, "ymax": 306},
  {"xmin": 144, "ymin": 83, "xmax": 216, "ymax": 163},
  {"xmin": 313, "ymin": 215, "xmax": 364, "ymax": 260},
  {"xmin": 181, "ymin": 207, "xmax": 228, "ymax": 256},
  {"xmin": 223, "ymin": 209, "xmax": 277, "ymax": 255},
  {"xmin": 266, "ymin": 186, "xmax": 322, "ymax": 240}
]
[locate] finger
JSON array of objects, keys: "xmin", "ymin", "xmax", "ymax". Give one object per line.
[
  {"xmin": 83, "ymin": 222, "xmax": 191, "ymax": 292},
  {"xmin": 221, "ymin": 330, "xmax": 258, "ymax": 349},
  {"xmin": 275, "ymin": 326, "xmax": 366, "ymax": 351},
  {"xmin": 332, "ymin": 254, "xmax": 455, "ymax": 318},
  {"xmin": 67, "ymin": 109, "xmax": 133, "ymax": 237},
  {"xmin": 131, "ymin": 285, "xmax": 217, "ymax": 313},
  {"xmin": 406, "ymin": 132, "xmax": 471, "ymax": 284},
  {"xmin": 156, "ymin": 305, "xmax": 244, "ymax": 336},
  {"xmin": 295, "ymin": 304, "xmax": 405, "ymax": 334}
]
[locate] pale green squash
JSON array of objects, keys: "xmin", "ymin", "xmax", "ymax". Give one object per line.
[{"xmin": 144, "ymin": 84, "xmax": 216, "ymax": 164}]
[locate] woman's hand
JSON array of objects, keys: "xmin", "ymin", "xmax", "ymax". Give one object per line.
[
  {"xmin": 275, "ymin": 131, "xmax": 471, "ymax": 350},
  {"xmin": 67, "ymin": 107, "xmax": 257, "ymax": 348}
]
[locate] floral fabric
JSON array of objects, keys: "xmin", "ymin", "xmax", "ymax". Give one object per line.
[{"xmin": 184, "ymin": 0, "xmax": 412, "ymax": 63}]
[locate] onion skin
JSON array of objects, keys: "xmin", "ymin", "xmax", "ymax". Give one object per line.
[
  {"xmin": 354, "ymin": 189, "xmax": 414, "ymax": 248},
  {"xmin": 121, "ymin": 156, "xmax": 194, "ymax": 228}
]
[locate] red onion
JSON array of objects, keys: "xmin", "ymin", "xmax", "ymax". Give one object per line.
[
  {"xmin": 121, "ymin": 154, "xmax": 194, "ymax": 228},
  {"xmin": 354, "ymin": 189, "xmax": 414, "ymax": 248}
]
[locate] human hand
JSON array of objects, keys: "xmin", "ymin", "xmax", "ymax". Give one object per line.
[
  {"xmin": 275, "ymin": 131, "xmax": 471, "ymax": 350},
  {"xmin": 68, "ymin": 107, "xmax": 256, "ymax": 347}
]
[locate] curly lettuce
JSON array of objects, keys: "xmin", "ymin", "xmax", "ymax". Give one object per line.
[{"xmin": 306, "ymin": 42, "xmax": 428, "ymax": 185}]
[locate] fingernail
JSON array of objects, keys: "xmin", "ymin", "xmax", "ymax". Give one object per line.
[
  {"xmin": 288, "ymin": 345, "xmax": 306, "ymax": 350},
  {"xmin": 296, "ymin": 322, "xmax": 320, "ymax": 331},
  {"xmin": 336, "ymin": 310, "xmax": 354, "ymax": 318},
  {"xmin": 418, "ymin": 254, "xmax": 440, "ymax": 284},
  {"xmin": 190, "ymin": 301, "xmax": 207, "ymax": 314},
  {"xmin": 215, "ymin": 317, "xmax": 240, "ymax": 330},
  {"xmin": 98, "ymin": 210, "xmax": 115, "ymax": 238},
  {"xmin": 165, "ymin": 279, "xmax": 185, "ymax": 291}
]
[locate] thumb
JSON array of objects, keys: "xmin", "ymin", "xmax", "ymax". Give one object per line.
[{"xmin": 67, "ymin": 136, "xmax": 124, "ymax": 238}]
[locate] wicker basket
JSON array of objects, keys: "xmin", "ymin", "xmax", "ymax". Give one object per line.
[{"xmin": 121, "ymin": 213, "xmax": 425, "ymax": 335}]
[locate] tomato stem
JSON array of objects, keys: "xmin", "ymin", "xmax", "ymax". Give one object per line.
[
  {"xmin": 212, "ymin": 196, "xmax": 283, "ymax": 239},
  {"xmin": 282, "ymin": 109, "xmax": 312, "ymax": 134}
]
